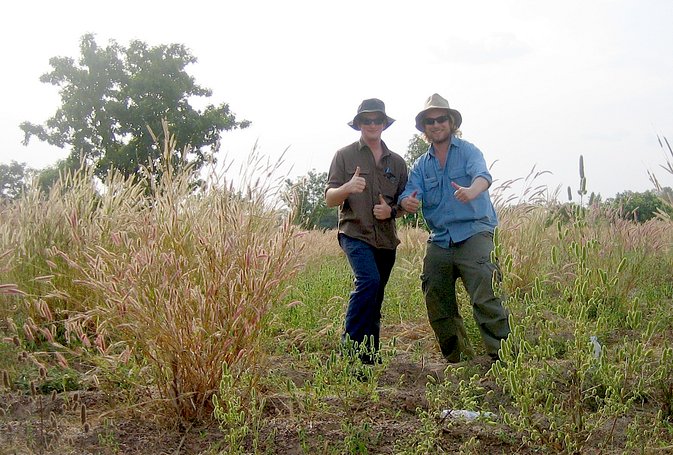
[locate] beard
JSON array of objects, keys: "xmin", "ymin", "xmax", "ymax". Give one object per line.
[{"xmin": 428, "ymin": 129, "xmax": 451, "ymax": 145}]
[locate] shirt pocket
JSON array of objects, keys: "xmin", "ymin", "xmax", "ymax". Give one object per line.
[
  {"xmin": 422, "ymin": 176, "xmax": 441, "ymax": 207},
  {"xmin": 379, "ymin": 172, "xmax": 399, "ymax": 202},
  {"xmin": 346, "ymin": 166, "xmax": 370, "ymax": 180},
  {"xmin": 448, "ymin": 169, "xmax": 471, "ymax": 188}
]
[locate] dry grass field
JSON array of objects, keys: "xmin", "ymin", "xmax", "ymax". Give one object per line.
[{"xmin": 1, "ymin": 154, "xmax": 672, "ymax": 454}]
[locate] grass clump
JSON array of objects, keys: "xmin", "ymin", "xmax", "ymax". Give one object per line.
[{"xmin": 1, "ymin": 124, "xmax": 303, "ymax": 424}]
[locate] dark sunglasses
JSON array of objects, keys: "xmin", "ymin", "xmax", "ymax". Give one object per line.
[
  {"xmin": 359, "ymin": 117, "xmax": 386, "ymax": 126},
  {"xmin": 423, "ymin": 115, "xmax": 450, "ymax": 126}
]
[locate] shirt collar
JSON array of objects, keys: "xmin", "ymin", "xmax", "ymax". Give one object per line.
[{"xmin": 358, "ymin": 138, "xmax": 391, "ymax": 157}]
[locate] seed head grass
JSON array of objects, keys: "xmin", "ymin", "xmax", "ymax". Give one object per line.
[
  {"xmin": 1, "ymin": 124, "xmax": 304, "ymax": 422},
  {"xmin": 2, "ymin": 140, "xmax": 673, "ymax": 451}
]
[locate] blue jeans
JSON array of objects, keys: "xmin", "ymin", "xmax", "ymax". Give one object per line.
[{"xmin": 338, "ymin": 234, "xmax": 396, "ymax": 360}]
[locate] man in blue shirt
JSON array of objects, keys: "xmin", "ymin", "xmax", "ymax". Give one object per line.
[{"xmin": 399, "ymin": 93, "xmax": 510, "ymax": 363}]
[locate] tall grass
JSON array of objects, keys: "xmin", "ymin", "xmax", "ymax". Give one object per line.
[
  {"xmin": 490, "ymin": 185, "xmax": 673, "ymax": 452},
  {"xmin": 1, "ymin": 124, "xmax": 303, "ymax": 423},
  {"xmin": 649, "ymin": 134, "xmax": 673, "ymax": 210},
  {"xmin": 267, "ymin": 193, "xmax": 673, "ymax": 452},
  {"xmin": 3, "ymin": 140, "xmax": 673, "ymax": 452}
]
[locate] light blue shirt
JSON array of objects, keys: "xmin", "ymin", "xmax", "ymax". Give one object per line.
[{"xmin": 399, "ymin": 136, "xmax": 498, "ymax": 247}]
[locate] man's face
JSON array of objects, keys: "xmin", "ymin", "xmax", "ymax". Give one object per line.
[
  {"xmin": 358, "ymin": 112, "xmax": 386, "ymax": 142},
  {"xmin": 422, "ymin": 108, "xmax": 452, "ymax": 144}
]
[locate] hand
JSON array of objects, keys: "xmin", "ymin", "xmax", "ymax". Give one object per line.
[
  {"xmin": 373, "ymin": 194, "xmax": 392, "ymax": 220},
  {"xmin": 451, "ymin": 181, "xmax": 478, "ymax": 202},
  {"xmin": 401, "ymin": 190, "xmax": 420, "ymax": 214},
  {"xmin": 346, "ymin": 166, "xmax": 366, "ymax": 194}
]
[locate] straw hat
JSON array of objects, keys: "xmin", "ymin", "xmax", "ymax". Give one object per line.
[{"xmin": 414, "ymin": 93, "xmax": 462, "ymax": 132}]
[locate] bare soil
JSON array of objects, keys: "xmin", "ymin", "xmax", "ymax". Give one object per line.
[{"xmin": 0, "ymin": 323, "xmax": 661, "ymax": 454}]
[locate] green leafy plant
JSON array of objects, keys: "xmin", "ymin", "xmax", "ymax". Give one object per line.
[{"xmin": 212, "ymin": 363, "xmax": 265, "ymax": 454}]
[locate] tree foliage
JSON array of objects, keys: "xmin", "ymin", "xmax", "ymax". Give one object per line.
[
  {"xmin": 0, "ymin": 161, "xmax": 32, "ymax": 201},
  {"xmin": 404, "ymin": 134, "xmax": 428, "ymax": 167},
  {"xmin": 607, "ymin": 189, "xmax": 673, "ymax": 222},
  {"xmin": 20, "ymin": 34, "xmax": 250, "ymax": 180},
  {"xmin": 398, "ymin": 134, "xmax": 429, "ymax": 229},
  {"xmin": 283, "ymin": 170, "xmax": 337, "ymax": 230}
]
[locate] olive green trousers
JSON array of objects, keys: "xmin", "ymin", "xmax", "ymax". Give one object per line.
[{"xmin": 421, "ymin": 232, "xmax": 510, "ymax": 362}]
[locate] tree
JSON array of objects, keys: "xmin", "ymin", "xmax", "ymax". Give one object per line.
[
  {"xmin": 0, "ymin": 161, "xmax": 32, "ymax": 201},
  {"xmin": 283, "ymin": 170, "xmax": 337, "ymax": 230},
  {"xmin": 608, "ymin": 189, "xmax": 673, "ymax": 222},
  {"xmin": 20, "ymin": 34, "xmax": 250, "ymax": 180},
  {"xmin": 399, "ymin": 134, "xmax": 429, "ymax": 229},
  {"xmin": 404, "ymin": 134, "xmax": 429, "ymax": 167},
  {"xmin": 33, "ymin": 160, "xmax": 79, "ymax": 194}
]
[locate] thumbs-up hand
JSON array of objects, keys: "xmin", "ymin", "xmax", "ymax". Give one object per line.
[
  {"xmin": 347, "ymin": 166, "xmax": 366, "ymax": 194},
  {"xmin": 401, "ymin": 190, "xmax": 420, "ymax": 214},
  {"xmin": 451, "ymin": 181, "xmax": 477, "ymax": 203},
  {"xmin": 373, "ymin": 193, "xmax": 392, "ymax": 220}
]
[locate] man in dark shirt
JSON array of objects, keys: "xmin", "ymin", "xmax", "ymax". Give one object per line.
[{"xmin": 325, "ymin": 98, "xmax": 408, "ymax": 364}]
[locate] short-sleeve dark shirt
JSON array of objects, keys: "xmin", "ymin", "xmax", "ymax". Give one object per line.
[{"xmin": 326, "ymin": 139, "xmax": 408, "ymax": 250}]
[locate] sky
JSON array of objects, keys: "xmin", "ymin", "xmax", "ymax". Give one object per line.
[{"xmin": 2, "ymin": 0, "xmax": 672, "ymax": 200}]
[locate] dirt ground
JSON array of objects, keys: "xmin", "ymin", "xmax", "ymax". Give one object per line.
[
  {"xmin": 0, "ymin": 354, "xmax": 521, "ymax": 454},
  {"xmin": 0, "ymin": 323, "xmax": 653, "ymax": 454}
]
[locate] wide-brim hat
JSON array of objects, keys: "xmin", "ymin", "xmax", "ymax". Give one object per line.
[
  {"xmin": 414, "ymin": 93, "xmax": 462, "ymax": 132},
  {"xmin": 348, "ymin": 98, "xmax": 395, "ymax": 131}
]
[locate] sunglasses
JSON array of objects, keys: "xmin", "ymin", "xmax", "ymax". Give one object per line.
[
  {"xmin": 359, "ymin": 117, "xmax": 386, "ymax": 126},
  {"xmin": 422, "ymin": 115, "xmax": 450, "ymax": 126}
]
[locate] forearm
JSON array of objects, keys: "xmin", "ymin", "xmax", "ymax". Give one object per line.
[
  {"xmin": 325, "ymin": 186, "xmax": 350, "ymax": 207},
  {"xmin": 470, "ymin": 176, "xmax": 490, "ymax": 194}
]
